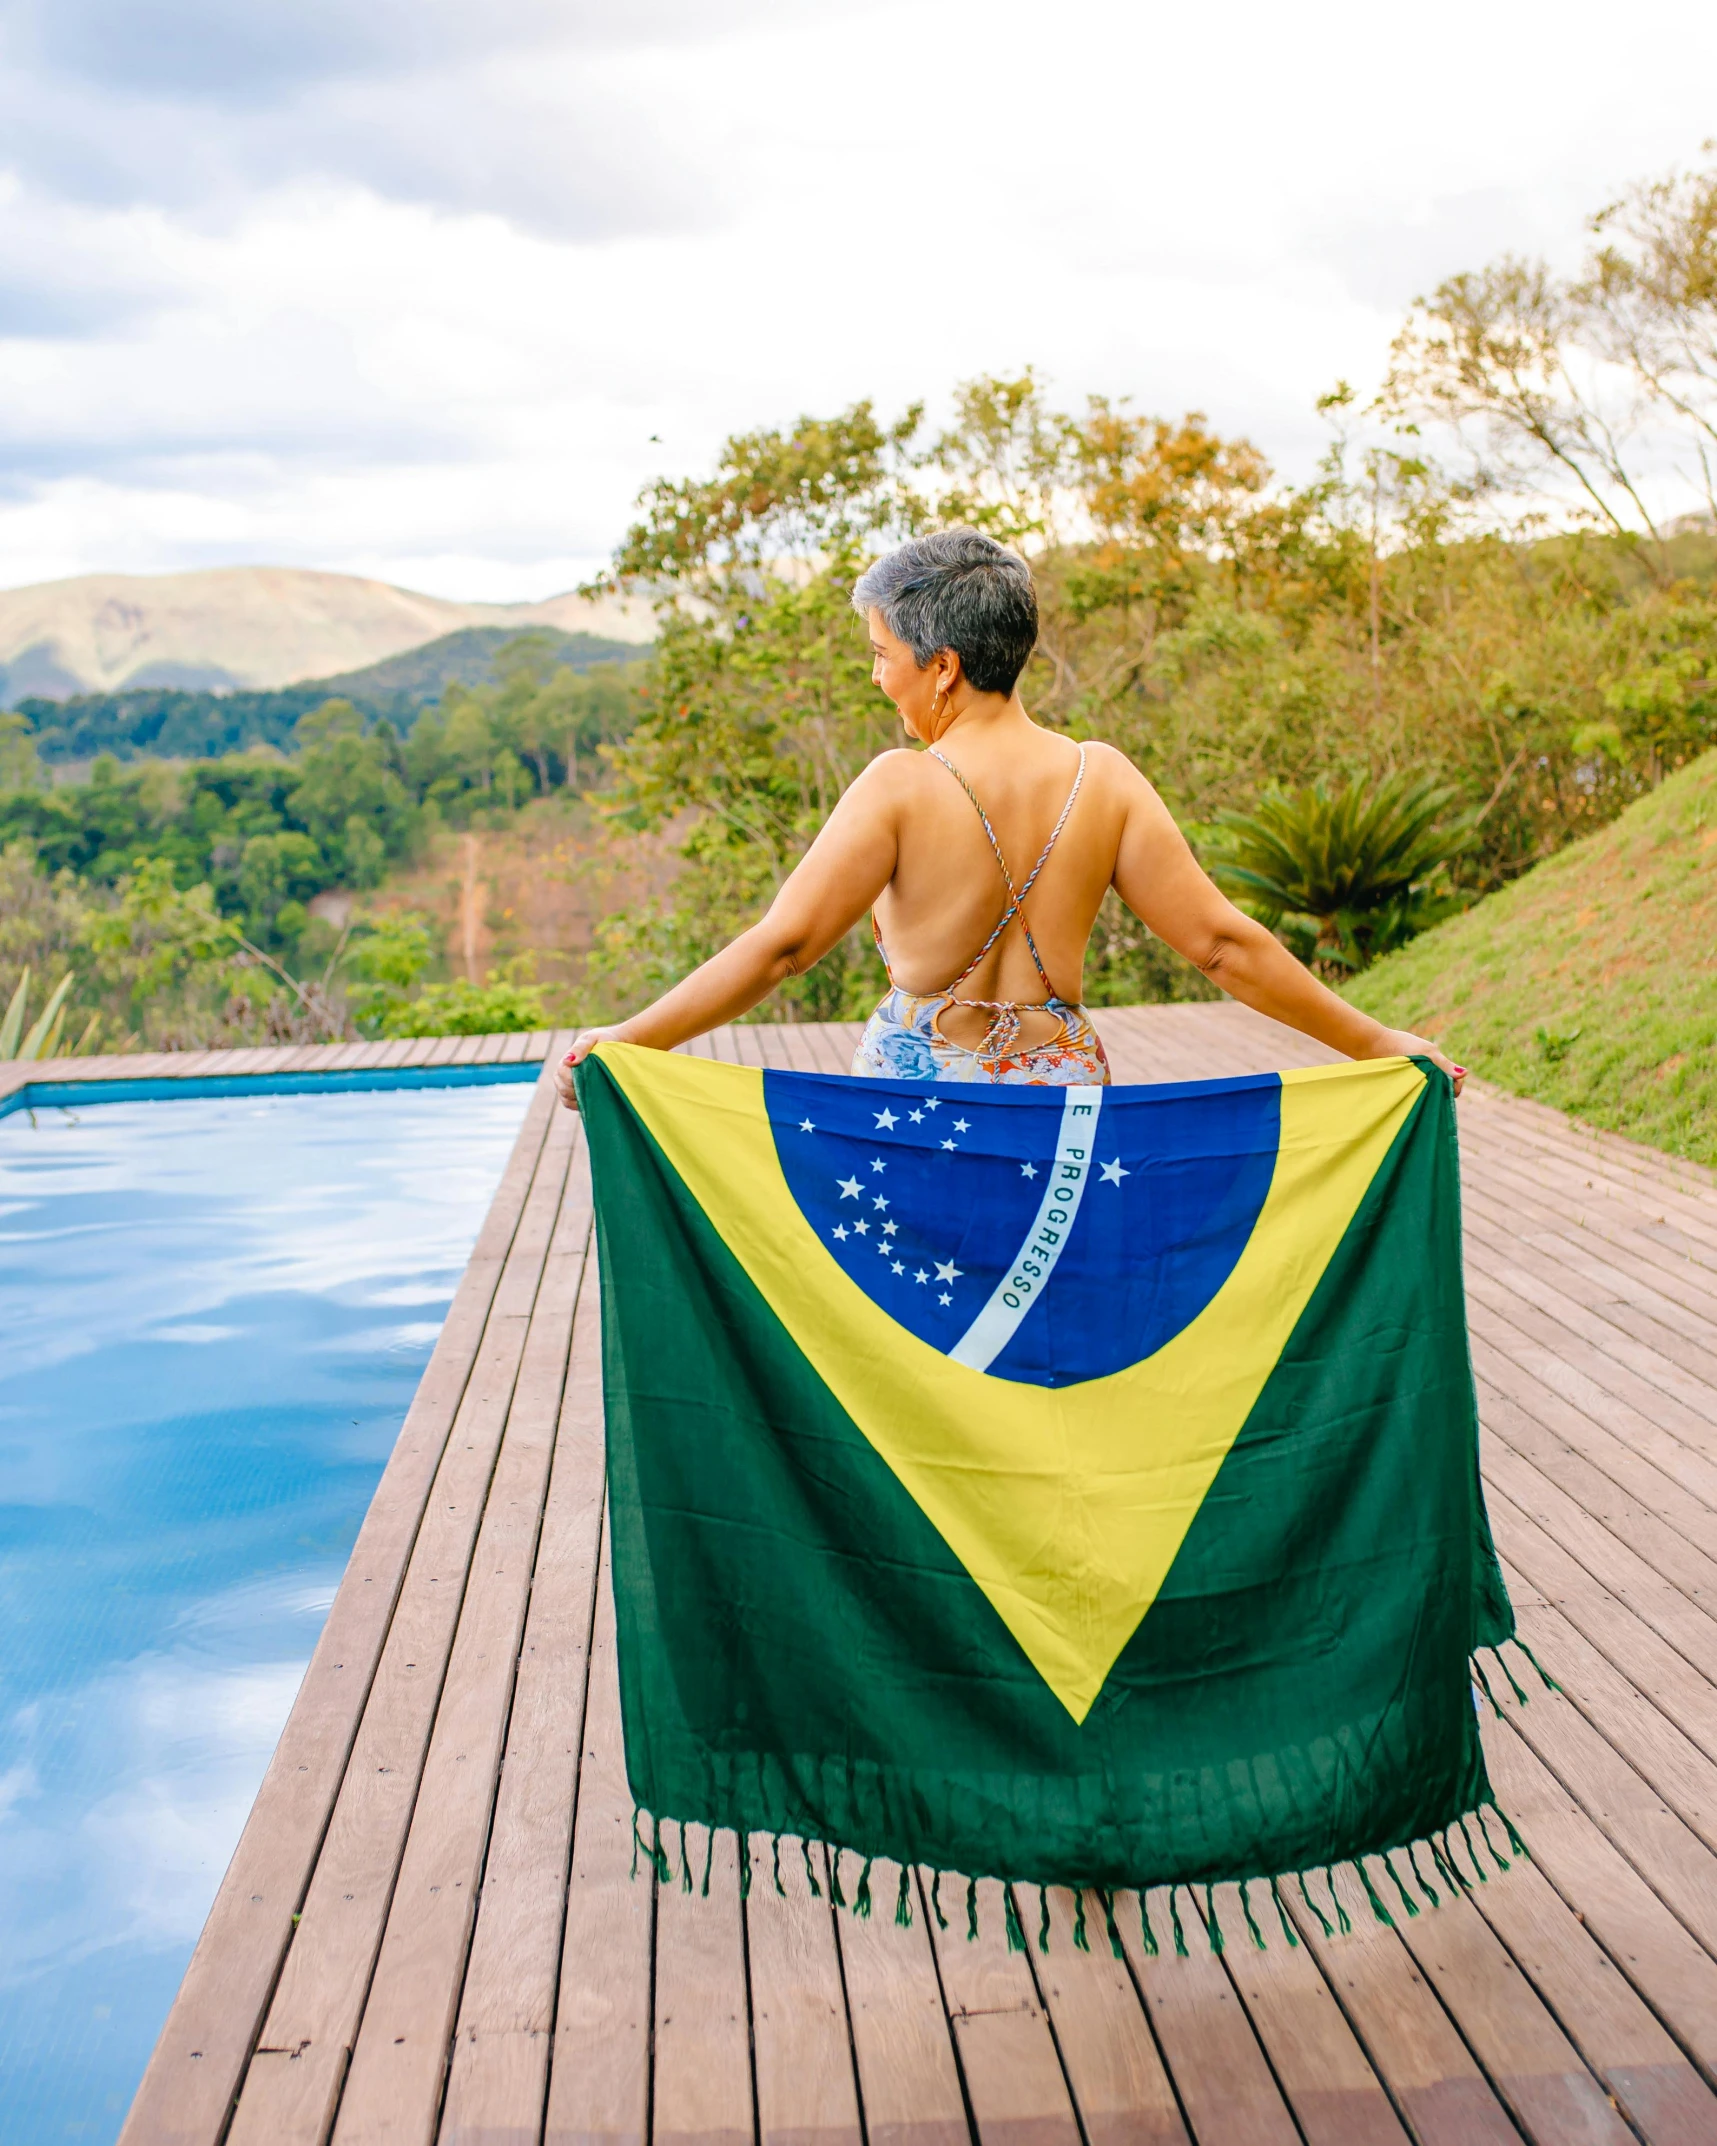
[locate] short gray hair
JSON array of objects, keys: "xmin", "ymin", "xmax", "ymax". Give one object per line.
[{"xmin": 853, "ymin": 529, "xmax": 1038, "ymax": 695}]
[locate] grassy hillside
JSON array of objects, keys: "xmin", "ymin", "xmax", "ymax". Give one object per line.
[{"xmin": 1348, "ymin": 751, "xmax": 1717, "ymax": 1165}]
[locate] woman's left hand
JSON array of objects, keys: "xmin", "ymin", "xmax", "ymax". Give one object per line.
[
  {"xmin": 1362, "ymin": 1026, "xmax": 1467, "ymax": 1097},
  {"xmin": 553, "ymin": 1026, "xmax": 628, "ymax": 1109}
]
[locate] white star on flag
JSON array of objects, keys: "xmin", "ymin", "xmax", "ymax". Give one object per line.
[
  {"xmin": 1020, "ymin": 1161, "xmax": 1038, "ymax": 1179},
  {"xmin": 938, "ymin": 1292, "xmax": 952, "ymax": 1305},
  {"xmin": 914, "ymin": 1269, "xmax": 929, "ymax": 1284},
  {"xmin": 891, "ymin": 1260, "xmax": 905, "ymax": 1274},
  {"xmin": 799, "ymin": 1119, "xmax": 815, "ymax": 1133},
  {"xmin": 852, "ymin": 1219, "xmax": 869, "ymax": 1235},
  {"xmin": 873, "ymin": 1195, "xmax": 889, "ymax": 1210},
  {"xmin": 882, "ymin": 1220, "xmax": 898, "ymax": 1236},
  {"xmin": 870, "ymin": 1157, "xmax": 887, "ymax": 1174},
  {"xmin": 935, "ymin": 1260, "xmax": 963, "ymax": 1282},
  {"xmin": 909, "ymin": 1108, "xmax": 925, "ymax": 1123},
  {"xmin": 874, "ymin": 1108, "xmax": 898, "ymax": 1129},
  {"xmin": 838, "ymin": 1176, "xmax": 861, "ymax": 1199},
  {"xmin": 953, "ymin": 1118, "xmax": 970, "ymax": 1132},
  {"xmin": 1100, "ymin": 1158, "xmax": 1130, "ymax": 1185},
  {"xmin": 832, "ymin": 1225, "xmax": 848, "ymax": 1240},
  {"xmin": 923, "ymin": 1099, "xmax": 939, "ymax": 1111},
  {"xmin": 940, "ymin": 1139, "xmax": 957, "ymax": 1151}
]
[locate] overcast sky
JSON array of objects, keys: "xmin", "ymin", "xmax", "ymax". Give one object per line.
[{"xmin": 1, "ymin": 0, "xmax": 1714, "ymax": 600}]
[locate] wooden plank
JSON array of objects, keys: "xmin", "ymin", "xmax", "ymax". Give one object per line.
[
  {"xmin": 1492, "ymin": 1549, "xmax": 1717, "ymax": 1842},
  {"xmin": 1457, "ymin": 1792, "xmax": 1717, "ymax": 2145},
  {"xmin": 1467, "ymin": 1240, "xmax": 1717, "ymax": 1430},
  {"xmin": 1029, "ymin": 1887, "xmax": 1187, "ymax": 2145},
  {"xmin": 118, "ymin": 1079, "xmax": 559, "ymax": 2146},
  {"xmin": 333, "ymin": 1135, "xmax": 594, "ymax": 2140},
  {"xmin": 927, "ymin": 1876, "xmax": 1080, "ymax": 2143},
  {"xmin": 746, "ymin": 1840, "xmax": 863, "ymax": 2146},
  {"xmin": 834, "ymin": 1861, "xmax": 969, "ymax": 2146},
  {"xmin": 1287, "ymin": 1869, "xmax": 1522, "ymax": 2145},
  {"xmin": 1478, "ymin": 1372, "xmax": 1717, "ymax": 1575},
  {"xmin": 1120, "ymin": 1890, "xmax": 1299, "ymax": 2146},
  {"xmin": 1474, "ymin": 1320, "xmax": 1717, "ymax": 1522},
  {"xmin": 1466, "ymin": 1176, "xmax": 1717, "ymax": 1344},
  {"xmin": 224, "ymin": 1112, "xmax": 577, "ymax": 2146},
  {"xmin": 1490, "ymin": 1502, "xmax": 1717, "ymax": 1748},
  {"xmin": 1485, "ymin": 1714, "xmax": 1717, "ymax": 2094},
  {"xmin": 540, "ymin": 1533, "xmax": 653, "ymax": 2146},
  {"xmin": 651, "ymin": 1826, "xmax": 755, "ymax": 2146},
  {"xmin": 1207, "ymin": 1882, "xmax": 1412, "ymax": 2146},
  {"xmin": 1384, "ymin": 1867, "xmax": 1636, "ymax": 2145},
  {"xmin": 1489, "ymin": 1629, "xmax": 1717, "ymax": 1964},
  {"xmin": 439, "ymin": 1235, "xmax": 608, "ymax": 2143}
]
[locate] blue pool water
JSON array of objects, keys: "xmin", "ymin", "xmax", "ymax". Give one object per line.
[{"xmin": 0, "ymin": 1079, "xmax": 536, "ymax": 2143}]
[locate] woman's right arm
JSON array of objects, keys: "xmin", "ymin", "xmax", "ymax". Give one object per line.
[
  {"xmin": 1107, "ymin": 756, "xmax": 1465, "ymax": 1090},
  {"xmin": 553, "ymin": 756, "xmax": 907, "ymax": 1104}
]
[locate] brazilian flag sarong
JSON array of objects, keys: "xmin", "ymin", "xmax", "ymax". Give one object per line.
[{"xmin": 579, "ymin": 1042, "xmax": 1525, "ymax": 1931}]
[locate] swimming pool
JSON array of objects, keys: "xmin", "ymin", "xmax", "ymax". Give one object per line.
[{"xmin": 0, "ymin": 1075, "xmax": 538, "ymax": 2144}]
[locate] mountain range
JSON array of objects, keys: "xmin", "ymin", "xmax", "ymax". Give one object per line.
[{"xmin": 0, "ymin": 566, "xmax": 655, "ymax": 702}]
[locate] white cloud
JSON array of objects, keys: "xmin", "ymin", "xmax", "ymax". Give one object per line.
[{"xmin": 0, "ymin": 0, "xmax": 1713, "ymax": 597}]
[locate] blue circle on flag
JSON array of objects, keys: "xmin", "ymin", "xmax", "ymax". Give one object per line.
[{"xmin": 764, "ymin": 1069, "xmax": 1281, "ymax": 1386}]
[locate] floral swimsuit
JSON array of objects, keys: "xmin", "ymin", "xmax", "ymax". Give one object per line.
[{"xmin": 851, "ymin": 743, "xmax": 1111, "ymax": 1088}]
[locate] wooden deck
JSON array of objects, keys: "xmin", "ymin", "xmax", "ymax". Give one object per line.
[
  {"xmin": 0, "ymin": 1028, "xmax": 558, "ymax": 1112},
  {"xmin": 109, "ymin": 1003, "xmax": 1717, "ymax": 2146}
]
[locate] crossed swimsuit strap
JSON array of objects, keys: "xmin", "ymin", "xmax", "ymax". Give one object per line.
[{"xmin": 872, "ymin": 742, "xmax": 1088, "ymax": 1060}]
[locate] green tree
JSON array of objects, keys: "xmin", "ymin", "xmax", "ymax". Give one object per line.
[{"xmin": 1209, "ymin": 773, "xmax": 1473, "ymax": 972}]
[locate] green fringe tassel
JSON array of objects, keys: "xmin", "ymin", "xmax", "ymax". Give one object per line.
[
  {"xmin": 1138, "ymin": 1891, "xmax": 1160, "ymax": 1958},
  {"xmin": 854, "ymin": 1857, "xmax": 874, "ymax": 1919},
  {"xmin": 650, "ymin": 1814, "xmax": 672, "ymax": 1885},
  {"xmin": 1072, "ymin": 1889, "xmax": 1090, "ymax": 1952},
  {"xmin": 630, "ymin": 1809, "xmax": 642, "ymax": 1881},
  {"xmin": 829, "ymin": 1849, "xmax": 847, "ymax": 1910},
  {"xmin": 772, "ymin": 1836, "xmax": 786, "ymax": 1897},
  {"xmin": 802, "ymin": 1838, "xmax": 822, "ymax": 1897},
  {"xmin": 1408, "ymin": 1842, "xmax": 1440, "ymax": 1906},
  {"xmin": 1005, "ymin": 1888, "xmax": 1027, "ymax": 1953},
  {"xmin": 1470, "ymin": 1657, "xmax": 1504, "ymax": 1719},
  {"xmin": 1169, "ymin": 1889, "xmax": 1189, "ymax": 1957},
  {"xmin": 1383, "ymin": 1852, "xmax": 1421, "ymax": 1918},
  {"xmin": 1492, "ymin": 1803, "xmax": 1530, "ymax": 1860},
  {"xmin": 1039, "ymin": 1887, "xmax": 1051, "ymax": 1953},
  {"xmin": 1240, "ymin": 1879, "xmax": 1266, "ymax": 1950},
  {"xmin": 1269, "ymin": 1879, "xmax": 1299, "ymax": 1947},
  {"xmin": 1474, "ymin": 1809, "xmax": 1510, "ymax": 1872},
  {"xmin": 1514, "ymin": 1638, "xmax": 1561, "ymax": 1693},
  {"xmin": 1197, "ymin": 1885, "xmax": 1224, "ymax": 1954},
  {"xmin": 1100, "ymin": 1887, "xmax": 1126, "ymax": 1960},
  {"xmin": 1325, "ymin": 1867, "xmax": 1352, "ymax": 1935},
  {"xmin": 1493, "ymin": 1648, "xmax": 1531, "ymax": 1707},
  {"xmin": 736, "ymin": 1833, "xmax": 749, "ymax": 1901},
  {"xmin": 1458, "ymin": 1816, "xmax": 1490, "ymax": 1885},
  {"xmin": 895, "ymin": 1864, "xmax": 914, "ymax": 1927},
  {"xmin": 1358, "ymin": 1860, "xmax": 1394, "ymax": 1928},
  {"xmin": 1297, "ymin": 1871, "xmax": 1333, "ymax": 1940},
  {"xmin": 931, "ymin": 1869, "xmax": 949, "ymax": 1930},
  {"xmin": 680, "ymin": 1820, "xmax": 693, "ymax": 1894},
  {"xmin": 1430, "ymin": 1835, "xmax": 1464, "ymax": 1896},
  {"xmin": 966, "ymin": 1876, "xmax": 979, "ymax": 1943}
]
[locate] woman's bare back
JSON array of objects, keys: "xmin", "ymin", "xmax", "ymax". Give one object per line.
[{"xmin": 869, "ymin": 728, "xmax": 1133, "ymax": 1051}]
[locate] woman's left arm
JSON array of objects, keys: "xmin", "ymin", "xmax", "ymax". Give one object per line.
[
  {"xmin": 1110, "ymin": 762, "xmax": 1466, "ymax": 1093},
  {"xmin": 554, "ymin": 760, "xmax": 903, "ymax": 1103}
]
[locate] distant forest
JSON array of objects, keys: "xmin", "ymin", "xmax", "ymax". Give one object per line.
[{"xmin": 7, "ymin": 625, "xmax": 644, "ymax": 762}]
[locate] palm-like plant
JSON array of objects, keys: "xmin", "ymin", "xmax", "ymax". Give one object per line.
[
  {"xmin": 1210, "ymin": 773, "xmax": 1473, "ymax": 972},
  {"xmin": 0, "ymin": 969, "xmax": 100, "ymax": 1061}
]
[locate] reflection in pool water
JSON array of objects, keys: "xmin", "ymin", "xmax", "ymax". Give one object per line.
[{"xmin": 0, "ymin": 1082, "xmax": 534, "ymax": 2144}]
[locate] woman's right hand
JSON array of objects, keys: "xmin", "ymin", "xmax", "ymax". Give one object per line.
[{"xmin": 553, "ymin": 1025, "xmax": 628, "ymax": 1109}]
